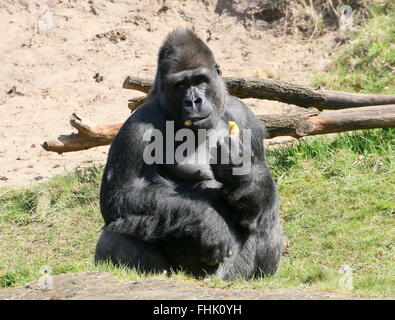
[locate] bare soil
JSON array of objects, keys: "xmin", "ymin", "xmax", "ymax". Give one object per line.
[
  {"xmin": 0, "ymin": 271, "xmax": 371, "ymax": 300},
  {"xmin": 0, "ymin": 0, "xmax": 339, "ymax": 187}
]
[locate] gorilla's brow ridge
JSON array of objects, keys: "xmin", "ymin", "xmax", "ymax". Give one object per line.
[{"xmin": 166, "ymin": 67, "xmax": 211, "ymax": 84}]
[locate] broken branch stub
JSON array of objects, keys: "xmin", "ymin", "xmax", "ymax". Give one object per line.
[{"xmin": 41, "ymin": 113, "xmax": 122, "ymax": 154}]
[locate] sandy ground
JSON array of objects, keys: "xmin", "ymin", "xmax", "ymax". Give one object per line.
[
  {"xmin": 0, "ymin": 0, "xmax": 337, "ymax": 187},
  {"xmin": 0, "ymin": 271, "xmax": 372, "ymax": 300}
]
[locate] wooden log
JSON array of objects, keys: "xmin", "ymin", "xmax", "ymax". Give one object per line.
[
  {"xmin": 41, "ymin": 113, "xmax": 122, "ymax": 154},
  {"xmin": 128, "ymin": 96, "xmax": 147, "ymax": 112},
  {"xmin": 123, "ymin": 75, "xmax": 395, "ymax": 110},
  {"xmin": 42, "ymin": 105, "xmax": 395, "ymax": 153},
  {"xmin": 261, "ymin": 105, "xmax": 395, "ymax": 138},
  {"xmin": 122, "ymin": 76, "xmax": 153, "ymax": 93}
]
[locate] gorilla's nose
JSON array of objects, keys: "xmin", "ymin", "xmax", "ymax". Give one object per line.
[{"xmin": 184, "ymin": 97, "xmax": 203, "ymax": 109}]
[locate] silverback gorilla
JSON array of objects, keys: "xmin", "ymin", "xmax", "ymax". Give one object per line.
[{"xmin": 95, "ymin": 29, "xmax": 284, "ymax": 280}]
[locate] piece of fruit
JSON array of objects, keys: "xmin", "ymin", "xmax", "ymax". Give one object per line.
[
  {"xmin": 228, "ymin": 121, "xmax": 240, "ymax": 137},
  {"xmin": 184, "ymin": 119, "xmax": 192, "ymax": 126}
]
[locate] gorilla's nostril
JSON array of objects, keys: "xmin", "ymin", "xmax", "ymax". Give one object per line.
[{"xmin": 184, "ymin": 98, "xmax": 201, "ymax": 107}]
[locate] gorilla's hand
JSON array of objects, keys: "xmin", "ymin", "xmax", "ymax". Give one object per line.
[
  {"xmin": 199, "ymin": 207, "xmax": 233, "ymax": 265},
  {"xmin": 211, "ymin": 135, "xmax": 253, "ymax": 186}
]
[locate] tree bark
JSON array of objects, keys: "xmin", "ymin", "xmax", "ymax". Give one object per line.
[
  {"xmin": 123, "ymin": 75, "xmax": 395, "ymax": 110},
  {"xmin": 42, "ymin": 105, "xmax": 395, "ymax": 153}
]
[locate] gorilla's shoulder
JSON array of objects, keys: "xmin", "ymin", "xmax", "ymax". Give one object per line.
[
  {"xmin": 121, "ymin": 101, "xmax": 166, "ymax": 133},
  {"xmin": 110, "ymin": 101, "xmax": 166, "ymax": 152},
  {"xmin": 225, "ymin": 96, "xmax": 266, "ymax": 136},
  {"xmin": 129, "ymin": 102, "xmax": 164, "ymax": 125}
]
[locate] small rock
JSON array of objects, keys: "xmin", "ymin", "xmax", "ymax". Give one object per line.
[
  {"xmin": 93, "ymin": 73, "xmax": 104, "ymax": 83},
  {"xmin": 7, "ymin": 86, "xmax": 24, "ymax": 96},
  {"xmin": 95, "ymin": 29, "xmax": 128, "ymax": 43},
  {"xmin": 0, "ymin": 176, "xmax": 8, "ymax": 181},
  {"xmin": 158, "ymin": 5, "xmax": 169, "ymax": 13},
  {"xmin": 34, "ymin": 176, "xmax": 44, "ymax": 181}
]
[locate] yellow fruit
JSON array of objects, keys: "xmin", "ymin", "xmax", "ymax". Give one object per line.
[
  {"xmin": 184, "ymin": 120, "xmax": 192, "ymax": 126},
  {"xmin": 228, "ymin": 121, "xmax": 240, "ymax": 137}
]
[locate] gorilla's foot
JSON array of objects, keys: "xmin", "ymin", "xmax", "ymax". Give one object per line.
[{"xmin": 95, "ymin": 229, "xmax": 170, "ymax": 273}]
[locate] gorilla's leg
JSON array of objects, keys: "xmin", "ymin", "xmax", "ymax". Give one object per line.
[
  {"xmin": 253, "ymin": 225, "xmax": 284, "ymax": 277},
  {"xmin": 214, "ymin": 233, "xmax": 255, "ymax": 281},
  {"xmin": 215, "ymin": 227, "xmax": 283, "ymax": 280},
  {"xmin": 95, "ymin": 229, "xmax": 170, "ymax": 273}
]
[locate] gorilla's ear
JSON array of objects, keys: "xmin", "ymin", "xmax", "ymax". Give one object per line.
[{"xmin": 215, "ymin": 63, "xmax": 222, "ymax": 76}]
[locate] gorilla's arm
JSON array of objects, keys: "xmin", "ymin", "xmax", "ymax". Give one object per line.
[
  {"xmin": 219, "ymin": 156, "xmax": 278, "ymax": 232},
  {"xmin": 100, "ymin": 108, "xmax": 232, "ymax": 262},
  {"xmin": 103, "ymin": 178, "xmax": 229, "ymax": 244},
  {"xmin": 212, "ymin": 100, "xmax": 279, "ymax": 232}
]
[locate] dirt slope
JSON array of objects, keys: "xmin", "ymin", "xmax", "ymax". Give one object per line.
[{"xmin": 0, "ymin": 0, "xmax": 336, "ymax": 187}]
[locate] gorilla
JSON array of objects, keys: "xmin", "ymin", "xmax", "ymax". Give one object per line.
[{"xmin": 95, "ymin": 28, "xmax": 284, "ymax": 280}]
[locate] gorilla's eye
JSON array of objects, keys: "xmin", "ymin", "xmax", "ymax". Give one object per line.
[
  {"xmin": 192, "ymin": 75, "xmax": 209, "ymax": 86},
  {"xmin": 174, "ymin": 81, "xmax": 186, "ymax": 90},
  {"xmin": 215, "ymin": 64, "xmax": 222, "ymax": 76}
]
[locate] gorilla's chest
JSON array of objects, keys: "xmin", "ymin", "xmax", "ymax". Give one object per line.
[
  {"xmin": 162, "ymin": 120, "xmax": 228, "ymax": 183},
  {"xmin": 164, "ymin": 157, "xmax": 214, "ymax": 182}
]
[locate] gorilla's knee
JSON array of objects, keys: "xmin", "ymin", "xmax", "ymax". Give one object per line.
[{"xmin": 95, "ymin": 229, "xmax": 169, "ymax": 273}]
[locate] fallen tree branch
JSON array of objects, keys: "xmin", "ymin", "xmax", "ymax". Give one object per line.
[
  {"xmin": 128, "ymin": 96, "xmax": 147, "ymax": 112},
  {"xmin": 41, "ymin": 113, "xmax": 121, "ymax": 153},
  {"xmin": 42, "ymin": 105, "xmax": 395, "ymax": 153},
  {"xmin": 262, "ymin": 105, "xmax": 395, "ymax": 138},
  {"xmin": 123, "ymin": 75, "xmax": 395, "ymax": 110}
]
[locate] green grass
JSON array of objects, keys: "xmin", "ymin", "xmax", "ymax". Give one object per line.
[
  {"xmin": 1, "ymin": 2, "xmax": 394, "ymax": 297},
  {"xmin": 265, "ymin": 129, "xmax": 395, "ymax": 297},
  {"xmin": 313, "ymin": 3, "xmax": 395, "ymax": 94},
  {"xmin": 0, "ymin": 129, "xmax": 394, "ymax": 297}
]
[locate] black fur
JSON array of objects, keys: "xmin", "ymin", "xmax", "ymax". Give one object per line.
[{"xmin": 95, "ymin": 29, "xmax": 283, "ymax": 280}]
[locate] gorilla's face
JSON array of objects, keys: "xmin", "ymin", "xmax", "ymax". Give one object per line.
[
  {"xmin": 156, "ymin": 29, "xmax": 226, "ymax": 131},
  {"xmin": 163, "ymin": 66, "xmax": 223, "ymax": 130}
]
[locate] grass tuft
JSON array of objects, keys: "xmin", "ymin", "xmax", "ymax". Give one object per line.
[
  {"xmin": 267, "ymin": 128, "xmax": 394, "ymax": 177},
  {"xmin": 313, "ymin": 4, "xmax": 395, "ymax": 93}
]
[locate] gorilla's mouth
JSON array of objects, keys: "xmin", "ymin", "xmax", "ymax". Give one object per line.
[{"xmin": 184, "ymin": 115, "xmax": 210, "ymax": 126}]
